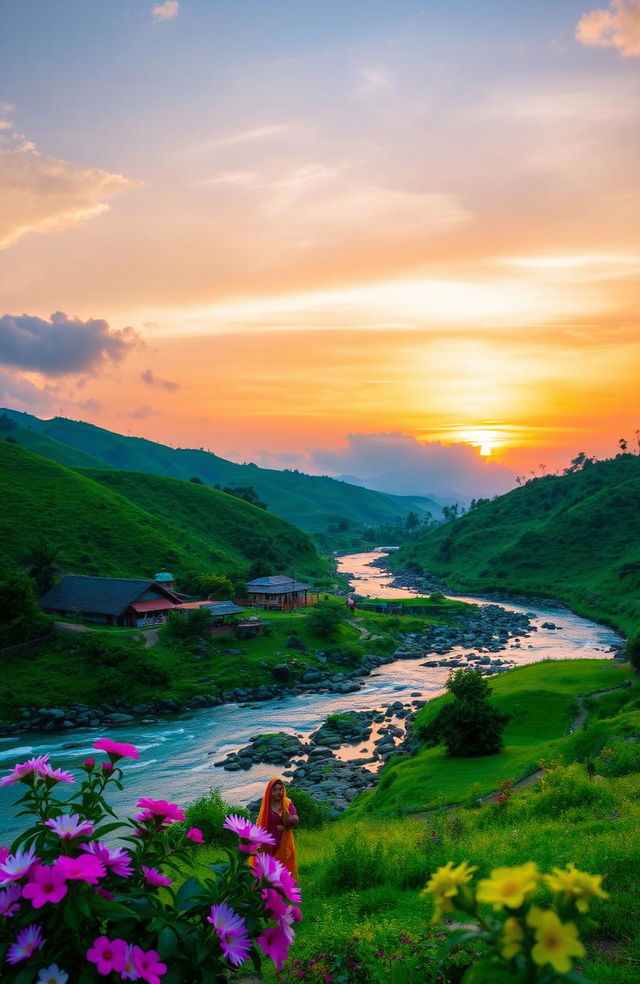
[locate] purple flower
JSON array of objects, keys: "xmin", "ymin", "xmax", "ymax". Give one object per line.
[
  {"xmin": 39, "ymin": 763, "xmax": 74, "ymax": 785},
  {"xmin": 186, "ymin": 826, "xmax": 205, "ymax": 844},
  {"xmin": 0, "ymin": 846, "xmax": 39, "ymax": 885},
  {"xmin": 223, "ymin": 815, "xmax": 275, "ymax": 852},
  {"xmin": 86, "ymin": 935, "xmax": 127, "ymax": 975},
  {"xmin": 133, "ymin": 946, "xmax": 167, "ymax": 984},
  {"xmin": 208, "ymin": 902, "xmax": 252, "ymax": 967},
  {"xmin": 253, "ymin": 852, "xmax": 301, "ymax": 902},
  {"xmin": 142, "ymin": 865, "xmax": 173, "ymax": 887},
  {"xmin": 54, "ymin": 854, "xmax": 105, "ymax": 884},
  {"xmin": 0, "ymin": 755, "xmax": 51, "ymax": 787},
  {"xmin": 45, "ymin": 813, "xmax": 94, "ymax": 839},
  {"xmin": 7, "ymin": 923, "xmax": 45, "ymax": 964},
  {"xmin": 37, "ymin": 965, "xmax": 69, "ymax": 984},
  {"xmin": 136, "ymin": 798, "xmax": 186, "ymax": 823},
  {"xmin": 81, "ymin": 841, "xmax": 133, "ymax": 878},
  {"xmin": 22, "ymin": 864, "xmax": 68, "ymax": 908},
  {"xmin": 256, "ymin": 923, "xmax": 291, "ymax": 970},
  {"xmin": 93, "ymin": 737, "xmax": 140, "ymax": 760},
  {"xmin": 0, "ymin": 883, "xmax": 21, "ymax": 917}
]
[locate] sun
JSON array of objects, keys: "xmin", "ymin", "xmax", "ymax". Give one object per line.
[{"xmin": 457, "ymin": 427, "xmax": 505, "ymax": 457}]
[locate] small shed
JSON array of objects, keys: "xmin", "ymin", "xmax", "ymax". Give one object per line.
[{"xmin": 244, "ymin": 575, "xmax": 310, "ymax": 611}]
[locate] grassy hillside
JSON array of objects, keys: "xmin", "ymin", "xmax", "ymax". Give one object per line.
[
  {"xmin": 1, "ymin": 408, "xmax": 440, "ymax": 533},
  {"xmin": 0, "ymin": 442, "xmax": 327, "ymax": 583},
  {"xmin": 392, "ymin": 455, "xmax": 640, "ymax": 636}
]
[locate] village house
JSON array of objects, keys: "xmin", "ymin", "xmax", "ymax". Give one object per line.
[
  {"xmin": 39, "ymin": 575, "xmax": 182, "ymax": 627},
  {"xmin": 243, "ymin": 575, "xmax": 310, "ymax": 611}
]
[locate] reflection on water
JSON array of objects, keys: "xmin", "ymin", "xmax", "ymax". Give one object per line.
[{"xmin": 0, "ymin": 551, "xmax": 621, "ymax": 843}]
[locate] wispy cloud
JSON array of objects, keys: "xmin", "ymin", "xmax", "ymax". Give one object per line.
[
  {"xmin": 206, "ymin": 123, "xmax": 294, "ymax": 149},
  {"xmin": 141, "ymin": 368, "xmax": 179, "ymax": 391},
  {"xmin": 152, "ymin": 1, "xmax": 180, "ymax": 23},
  {"xmin": 354, "ymin": 66, "xmax": 393, "ymax": 97},
  {"xmin": 0, "ymin": 145, "xmax": 139, "ymax": 249},
  {"xmin": 576, "ymin": 0, "xmax": 640, "ymax": 56}
]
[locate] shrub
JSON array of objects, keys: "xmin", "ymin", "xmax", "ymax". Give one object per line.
[
  {"xmin": 529, "ymin": 762, "xmax": 615, "ymax": 817},
  {"xmin": 306, "ymin": 600, "xmax": 347, "ymax": 640},
  {"xmin": 420, "ymin": 669, "xmax": 510, "ymax": 757},
  {"xmin": 181, "ymin": 786, "xmax": 249, "ymax": 845},
  {"xmin": 594, "ymin": 737, "xmax": 640, "ymax": 777},
  {"xmin": 287, "ymin": 786, "xmax": 328, "ymax": 830}
]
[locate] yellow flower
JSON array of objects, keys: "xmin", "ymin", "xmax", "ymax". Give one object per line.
[
  {"xmin": 421, "ymin": 860, "xmax": 477, "ymax": 922},
  {"xmin": 501, "ymin": 917, "xmax": 524, "ymax": 960},
  {"xmin": 476, "ymin": 862, "xmax": 540, "ymax": 910},
  {"xmin": 545, "ymin": 863, "xmax": 608, "ymax": 913},
  {"xmin": 527, "ymin": 906, "xmax": 585, "ymax": 974}
]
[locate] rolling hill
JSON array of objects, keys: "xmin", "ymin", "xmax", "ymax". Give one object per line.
[
  {"xmin": 0, "ymin": 409, "xmax": 441, "ymax": 533},
  {"xmin": 391, "ymin": 454, "xmax": 640, "ymax": 635},
  {"xmin": 0, "ymin": 442, "xmax": 328, "ymax": 585}
]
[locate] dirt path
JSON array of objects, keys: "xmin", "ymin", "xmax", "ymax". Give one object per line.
[{"xmin": 411, "ymin": 680, "xmax": 634, "ymax": 819}]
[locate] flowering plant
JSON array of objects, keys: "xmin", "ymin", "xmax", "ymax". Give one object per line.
[
  {"xmin": 423, "ymin": 858, "xmax": 608, "ymax": 982},
  {"xmin": 0, "ymin": 739, "xmax": 301, "ymax": 982}
]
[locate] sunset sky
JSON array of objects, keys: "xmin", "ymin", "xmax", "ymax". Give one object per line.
[{"xmin": 1, "ymin": 1, "xmax": 639, "ymax": 499}]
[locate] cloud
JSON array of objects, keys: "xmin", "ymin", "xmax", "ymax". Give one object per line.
[
  {"xmin": 0, "ymin": 312, "xmax": 139, "ymax": 375},
  {"xmin": 206, "ymin": 124, "xmax": 293, "ymax": 149},
  {"xmin": 122, "ymin": 406, "xmax": 160, "ymax": 419},
  {"xmin": 354, "ymin": 67, "xmax": 393, "ymax": 97},
  {"xmin": 152, "ymin": 1, "xmax": 179, "ymax": 22},
  {"xmin": 304, "ymin": 432, "xmax": 516, "ymax": 500},
  {"xmin": 0, "ymin": 145, "xmax": 138, "ymax": 249},
  {"xmin": 576, "ymin": 0, "xmax": 640, "ymax": 55},
  {"xmin": 140, "ymin": 368, "xmax": 179, "ymax": 391}
]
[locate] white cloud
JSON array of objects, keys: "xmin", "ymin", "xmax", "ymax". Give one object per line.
[
  {"xmin": 152, "ymin": 1, "xmax": 180, "ymax": 23},
  {"xmin": 0, "ymin": 147, "xmax": 138, "ymax": 249},
  {"xmin": 576, "ymin": 0, "xmax": 640, "ymax": 56},
  {"xmin": 205, "ymin": 123, "xmax": 294, "ymax": 149},
  {"xmin": 354, "ymin": 66, "xmax": 393, "ymax": 97}
]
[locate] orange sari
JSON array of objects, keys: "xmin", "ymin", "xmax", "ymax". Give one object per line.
[{"xmin": 256, "ymin": 777, "xmax": 298, "ymax": 878}]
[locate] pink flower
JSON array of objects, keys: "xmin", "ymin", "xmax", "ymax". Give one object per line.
[
  {"xmin": 7, "ymin": 923, "xmax": 45, "ymax": 964},
  {"xmin": 142, "ymin": 865, "xmax": 173, "ymax": 887},
  {"xmin": 39, "ymin": 764, "xmax": 74, "ymax": 785},
  {"xmin": 256, "ymin": 923, "xmax": 291, "ymax": 970},
  {"xmin": 0, "ymin": 846, "xmax": 39, "ymax": 884},
  {"xmin": 208, "ymin": 902, "xmax": 252, "ymax": 967},
  {"xmin": 102, "ymin": 762, "xmax": 114, "ymax": 773},
  {"xmin": 133, "ymin": 946, "xmax": 167, "ymax": 984},
  {"xmin": 55, "ymin": 854, "xmax": 105, "ymax": 884},
  {"xmin": 0, "ymin": 846, "xmax": 8, "ymax": 865},
  {"xmin": 0, "ymin": 883, "xmax": 21, "ymax": 916},
  {"xmin": 136, "ymin": 798, "xmax": 186, "ymax": 823},
  {"xmin": 253, "ymin": 852, "xmax": 301, "ymax": 903},
  {"xmin": 37, "ymin": 964, "xmax": 69, "ymax": 984},
  {"xmin": 93, "ymin": 738, "xmax": 140, "ymax": 760},
  {"xmin": 223, "ymin": 814, "xmax": 275, "ymax": 852},
  {"xmin": 83, "ymin": 758, "xmax": 96, "ymax": 769},
  {"xmin": 86, "ymin": 935, "xmax": 127, "ymax": 975},
  {"xmin": 186, "ymin": 826, "xmax": 205, "ymax": 844},
  {"xmin": 121, "ymin": 944, "xmax": 139, "ymax": 980},
  {"xmin": 261, "ymin": 889, "xmax": 301, "ymax": 944},
  {"xmin": 81, "ymin": 841, "xmax": 133, "ymax": 878},
  {"xmin": 45, "ymin": 813, "xmax": 94, "ymax": 839},
  {"xmin": 22, "ymin": 864, "xmax": 68, "ymax": 908},
  {"xmin": 0, "ymin": 755, "xmax": 51, "ymax": 787}
]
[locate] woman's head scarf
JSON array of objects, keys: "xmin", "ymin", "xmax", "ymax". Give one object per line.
[{"xmin": 257, "ymin": 777, "xmax": 298, "ymax": 877}]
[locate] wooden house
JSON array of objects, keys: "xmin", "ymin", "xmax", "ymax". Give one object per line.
[
  {"xmin": 39, "ymin": 575, "xmax": 182, "ymax": 627},
  {"xmin": 243, "ymin": 575, "xmax": 310, "ymax": 611}
]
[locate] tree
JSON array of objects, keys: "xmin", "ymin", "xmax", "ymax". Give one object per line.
[
  {"xmin": 0, "ymin": 569, "xmax": 52, "ymax": 647},
  {"xmin": 25, "ymin": 537, "xmax": 63, "ymax": 596},
  {"xmin": 405, "ymin": 511, "xmax": 420, "ymax": 530},
  {"xmin": 306, "ymin": 600, "xmax": 346, "ymax": 640},
  {"xmin": 418, "ymin": 668, "xmax": 510, "ymax": 757}
]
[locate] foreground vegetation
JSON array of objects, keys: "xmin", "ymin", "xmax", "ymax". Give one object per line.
[{"xmin": 392, "ymin": 454, "xmax": 640, "ymax": 637}]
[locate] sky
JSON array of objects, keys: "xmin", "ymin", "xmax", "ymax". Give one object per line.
[{"xmin": 1, "ymin": 0, "xmax": 639, "ymax": 500}]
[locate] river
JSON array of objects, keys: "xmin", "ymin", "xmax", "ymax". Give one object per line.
[{"xmin": 0, "ymin": 550, "xmax": 622, "ymax": 843}]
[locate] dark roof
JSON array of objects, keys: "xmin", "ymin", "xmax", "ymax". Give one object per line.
[
  {"xmin": 39, "ymin": 575, "xmax": 181, "ymax": 617},
  {"xmin": 208, "ymin": 601, "xmax": 245, "ymax": 616},
  {"xmin": 246, "ymin": 575, "xmax": 309, "ymax": 595}
]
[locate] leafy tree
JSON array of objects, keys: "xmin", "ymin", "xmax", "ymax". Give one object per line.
[
  {"xmin": 306, "ymin": 600, "xmax": 347, "ymax": 640},
  {"xmin": 222, "ymin": 485, "xmax": 267, "ymax": 510},
  {"xmin": 25, "ymin": 537, "xmax": 63, "ymax": 596},
  {"xmin": 0, "ymin": 569, "xmax": 52, "ymax": 647},
  {"xmin": 405, "ymin": 510, "xmax": 420, "ymax": 530},
  {"xmin": 419, "ymin": 668, "xmax": 510, "ymax": 757},
  {"xmin": 194, "ymin": 573, "xmax": 235, "ymax": 599}
]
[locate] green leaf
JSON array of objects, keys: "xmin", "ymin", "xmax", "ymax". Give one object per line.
[
  {"xmin": 439, "ymin": 927, "xmax": 490, "ymax": 954},
  {"xmin": 462, "ymin": 959, "xmax": 527, "ymax": 984},
  {"xmin": 94, "ymin": 820, "xmax": 126, "ymax": 837},
  {"xmin": 176, "ymin": 876, "xmax": 207, "ymax": 913},
  {"xmin": 158, "ymin": 925, "xmax": 179, "ymax": 960}
]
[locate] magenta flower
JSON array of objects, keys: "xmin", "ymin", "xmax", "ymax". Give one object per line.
[
  {"xmin": 133, "ymin": 946, "xmax": 167, "ymax": 984},
  {"xmin": 208, "ymin": 902, "xmax": 251, "ymax": 967},
  {"xmin": 37, "ymin": 964, "xmax": 69, "ymax": 984},
  {"xmin": 7, "ymin": 923, "xmax": 45, "ymax": 964},
  {"xmin": 253, "ymin": 852, "xmax": 301, "ymax": 903},
  {"xmin": 0, "ymin": 755, "xmax": 51, "ymax": 786},
  {"xmin": 0, "ymin": 846, "xmax": 39, "ymax": 884},
  {"xmin": 102, "ymin": 762, "xmax": 114, "ymax": 773},
  {"xmin": 55, "ymin": 854, "xmax": 105, "ymax": 884},
  {"xmin": 22, "ymin": 864, "xmax": 68, "ymax": 908},
  {"xmin": 0, "ymin": 846, "xmax": 8, "ymax": 865},
  {"xmin": 186, "ymin": 826, "xmax": 205, "ymax": 844},
  {"xmin": 86, "ymin": 935, "xmax": 127, "ymax": 975},
  {"xmin": 135, "ymin": 797, "xmax": 186, "ymax": 824},
  {"xmin": 0, "ymin": 883, "xmax": 21, "ymax": 917},
  {"xmin": 261, "ymin": 889, "xmax": 301, "ymax": 943},
  {"xmin": 45, "ymin": 813, "xmax": 94, "ymax": 839},
  {"xmin": 121, "ymin": 944, "xmax": 139, "ymax": 981},
  {"xmin": 81, "ymin": 841, "xmax": 133, "ymax": 878},
  {"xmin": 256, "ymin": 923, "xmax": 291, "ymax": 970},
  {"xmin": 223, "ymin": 815, "xmax": 275, "ymax": 852},
  {"xmin": 142, "ymin": 865, "xmax": 173, "ymax": 887},
  {"xmin": 83, "ymin": 757, "xmax": 96, "ymax": 769},
  {"xmin": 39, "ymin": 764, "xmax": 74, "ymax": 785},
  {"xmin": 93, "ymin": 737, "xmax": 140, "ymax": 760}
]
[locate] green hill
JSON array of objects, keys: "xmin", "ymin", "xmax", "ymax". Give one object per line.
[
  {"xmin": 0, "ymin": 442, "xmax": 327, "ymax": 583},
  {"xmin": 392, "ymin": 455, "xmax": 640, "ymax": 635},
  {"xmin": 1, "ymin": 408, "xmax": 440, "ymax": 533}
]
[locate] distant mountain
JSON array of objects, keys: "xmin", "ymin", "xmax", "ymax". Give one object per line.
[
  {"xmin": 0, "ymin": 409, "xmax": 441, "ymax": 532},
  {"xmin": 391, "ymin": 454, "xmax": 640, "ymax": 636},
  {"xmin": 0, "ymin": 442, "xmax": 328, "ymax": 585}
]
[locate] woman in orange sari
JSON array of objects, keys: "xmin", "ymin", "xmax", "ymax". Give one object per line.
[{"xmin": 256, "ymin": 777, "xmax": 299, "ymax": 877}]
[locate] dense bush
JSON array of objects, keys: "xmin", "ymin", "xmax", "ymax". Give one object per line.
[
  {"xmin": 287, "ymin": 786, "xmax": 328, "ymax": 830},
  {"xmin": 181, "ymin": 787, "xmax": 249, "ymax": 845},
  {"xmin": 419, "ymin": 669, "xmax": 510, "ymax": 757},
  {"xmin": 0, "ymin": 569, "xmax": 52, "ymax": 648},
  {"xmin": 528, "ymin": 763, "xmax": 615, "ymax": 817},
  {"xmin": 305, "ymin": 600, "xmax": 347, "ymax": 640}
]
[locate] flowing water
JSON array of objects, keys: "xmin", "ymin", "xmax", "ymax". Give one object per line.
[{"xmin": 0, "ymin": 551, "xmax": 622, "ymax": 843}]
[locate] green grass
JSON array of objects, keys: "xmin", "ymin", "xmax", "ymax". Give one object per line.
[
  {"xmin": 346, "ymin": 661, "xmax": 635, "ymax": 817},
  {"xmin": 392, "ymin": 454, "xmax": 640, "ymax": 637}
]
